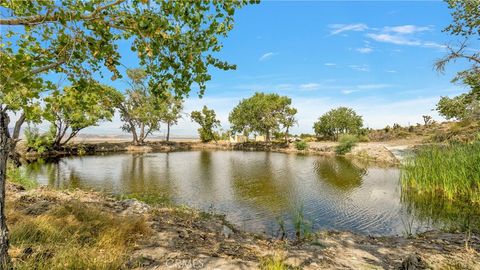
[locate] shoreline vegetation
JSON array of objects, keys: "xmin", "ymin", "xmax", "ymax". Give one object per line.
[{"xmin": 5, "ymin": 182, "xmax": 480, "ymax": 270}]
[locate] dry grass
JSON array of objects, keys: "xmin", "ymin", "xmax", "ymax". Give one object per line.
[{"xmin": 7, "ymin": 200, "xmax": 149, "ymax": 270}]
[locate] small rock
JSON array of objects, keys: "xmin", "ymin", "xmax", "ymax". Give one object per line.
[
  {"xmin": 222, "ymin": 225, "xmax": 234, "ymax": 238},
  {"xmin": 399, "ymin": 254, "xmax": 428, "ymax": 270}
]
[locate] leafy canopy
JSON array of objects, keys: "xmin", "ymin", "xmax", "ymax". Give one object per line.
[
  {"xmin": 191, "ymin": 106, "xmax": 220, "ymax": 142},
  {"xmin": 44, "ymin": 79, "xmax": 121, "ymax": 146},
  {"xmin": 118, "ymin": 68, "xmax": 167, "ymax": 144},
  {"xmin": 228, "ymin": 92, "xmax": 297, "ymax": 139},
  {"xmin": 1, "ymin": 0, "xmax": 255, "ymax": 116},
  {"xmin": 313, "ymin": 107, "xmax": 363, "ymax": 140}
]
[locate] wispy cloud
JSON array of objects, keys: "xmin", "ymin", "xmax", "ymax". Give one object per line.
[
  {"xmin": 341, "ymin": 89, "xmax": 358, "ymax": 94},
  {"xmin": 383, "ymin": 25, "xmax": 432, "ymax": 34},
  {"xmin": 357, "ymin": 84, "xmax": 392, "ymax": 90},
  {"xmin": 324, "ymin": 62, "xmax": 337, "ymax": 66},
  {"xmin": 259, "ymin": 52, "xmax": 277, "ymax": 61},
  {"xmin": 300, "ymin": 83, "xmax": 322, "ymax": 91},
  {"xmin": 328, "ymin": 23, "xmax": 368, "ymax": 35},
  {"xmin": 356, "ymin": 47, "xmax": 373, "ymax": 54},
  {"xmin": 385, "ymin": 70, "xmax": 397, "ymax": 73},
  {"xmin": 329, "ymin": 23, "xmax": 444, "ymax": 51},
  {"xmin": 348, "ymin": 64, "xmax": 370, "ymax": 72},
  {"xmin": 367, "ymin": 33, "xmax": 421, "ymax": 46}
]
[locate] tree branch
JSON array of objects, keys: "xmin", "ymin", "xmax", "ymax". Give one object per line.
[{"xmin": 0, "ymin": 0, "xmax": 126, "ymax": 26}]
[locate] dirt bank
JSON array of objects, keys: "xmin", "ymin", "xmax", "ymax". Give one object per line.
[
  {"xmin": 6, "ymin": 184, "xmax": 479, "ymax": 269},
  {"xmin": 17, "ymin": 139, "xmax": 415, "ymax": 165}
]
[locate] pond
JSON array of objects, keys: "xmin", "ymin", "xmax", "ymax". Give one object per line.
[{"xmin": 23, "ymin": 150, "xmax": 474, "ymax": 237}]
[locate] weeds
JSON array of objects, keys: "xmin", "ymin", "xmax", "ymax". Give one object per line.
[
  {"xmin": 401, "ymin": 141, "xmax": 480, "ymax": 205},
  {"xmin": 260, "ymin": 253, "xmax": 299, "ymax": 270},
  {"xmin": 7, "ymin": 163, "xmax": 38, "ymax": 189},
  {"xmin": 8, "ymin": 201, "xmax": 149, "ymax": 270}
]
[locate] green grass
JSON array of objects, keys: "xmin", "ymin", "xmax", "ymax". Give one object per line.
[
  {"xmin": 260, "ymin": 254, "xmax": 299, "ymax": 270},
  {"xmin": 7, "ymin": 163, "xmax": 38, "ymax": 190},
  {"xmin": 401, "ymin": 141, "xmax": 480, "ymax": 205}
]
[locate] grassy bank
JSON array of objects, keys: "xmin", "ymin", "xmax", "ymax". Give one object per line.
[
  {"xmin": 7, "ymin": 198, "xmax": 148, "ymax": 269},
  {"xmin": 401, "ymin": 141, "xmax": 480, "ymax": 205}
]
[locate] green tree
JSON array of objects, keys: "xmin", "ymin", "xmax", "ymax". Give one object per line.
[
  {"xmin": 228, "ymin": 92, "xmax": 297, "ymax": 142},
  {"xmin": 435, "ymin": 0, "xmax": 479, "ymax": 121},
  {"xmin": 161, "ymin": 93, "xmax": 184, "ymax": 142},
  {"xmin": 0, "ymin": 1, "xmax": 253, "ymax": 264},
  {"xmin": 437, "ymin": 92, "xmax": 480, "ymax": 121},
  {"xmin": 118, "ymin": 69, "xmax": 166, "ymax": 145},
  {"xmin": 44, "ymin": 79, "xmax": 121, "ymax": 148},
  {"xmin": 313, "ymin": 107, "xmax": 363, "ymax": 140},
  {"xmin": 191, "ymin": 106, "xmax": 220, "ymax": 142}
]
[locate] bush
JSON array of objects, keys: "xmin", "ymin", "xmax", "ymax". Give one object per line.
[
  {"xmin": 24, "ymin": 125, "xmax": 55, "ymax": 153},
  {"xmin": 357, "ymin": 134, "xmax": 370, "ymax": 142},
  {"xmin": 335, "ymin": 134, "xmax": 358, "ymax": 155},
  {"xmin": 294, "ymin": 140, "xmax": 308, "ymax": 150}
]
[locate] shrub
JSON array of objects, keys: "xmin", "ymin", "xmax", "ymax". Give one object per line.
[
  {"xmin": 294, "ymin": 140, "xmax": 308, "ymax": 150},
  {"xmin": 357, "ymin": 135, "xmax": 370, "ymax": 142},
  {"xmin": 335, "ymin": 134, "xmax": 358, "ymax": 155},
  {"xmin": 24, "ymin": 125, "xmax": 55, "ymax": 153}
]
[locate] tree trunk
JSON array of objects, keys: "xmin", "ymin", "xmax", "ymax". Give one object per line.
[
  {"xmin": 266, "ymin": 129, "xmax": 270, "ymax": 142},
  {"xmin": 166, "ymin": 122, "xmax": 170, "ymax": 142},
  {"xmin": 139, "ymin": 123, "xmax": 145, "ymax": 145},
  {"xmin": 0, "ymin": 110, "xmax": 11, "ymax": 267},
  {"xmin": 285, "ymin": 127, "xmax": 289, "ymax": 142}
]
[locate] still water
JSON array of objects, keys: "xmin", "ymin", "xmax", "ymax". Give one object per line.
[{"xmin": 24, "ymin": 150, "xmax": 454, "ymax": 236}]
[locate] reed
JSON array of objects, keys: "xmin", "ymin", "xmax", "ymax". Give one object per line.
[{"xmin": 401, "ymin": 141, "xmax": 480, "ymax": 205}]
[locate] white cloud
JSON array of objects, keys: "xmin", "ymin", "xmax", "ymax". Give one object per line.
[
  {"xmin": 384, "ymin": 25, "xmax": 432, "ymax": 34},
  {"xmin": 422, "ymin": 42, "xmax": 447, "ymax": 49},
  {"xmin": 341, "ymin": 89, "xmax": 358, "ymax": 94},
  {"xmin": 328, "ymin": 23, "xmax": 368, "ymax": 35},
  {"xmin": 357, "ymin": 84, "xmax": 392, "ymax": 90},
  {"xmin": 367, "ymin": 33, "xmax": 421, "ymax": 46},
  {"xmin": 385, "ymin": 70, "xmax": 397, "ymax": 73},
  {"xmin": 324, "ymin": 62, "xmax": 337, "ymax": 66},
  {"xmin": 356, "ymin": 47, "xmax": 373, "ymax": 54},
  {"xmin": 299, "ymin": 83, "xmax": 322, "ymax": 91},
  {"xmin": 259, "ymin": 52, "xmax": 277, "ymax": 61},
  {"xmin": 348, "ymin": 64, "xmax": 370, "ymax": 72}
]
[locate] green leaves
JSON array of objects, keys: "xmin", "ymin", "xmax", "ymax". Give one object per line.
[
  {"xmin": 228, "ymin": 92, "xmax": 297, "ymax": 140},
  {"xmin": 1, "ymin": 0, "xmax": 253, "ymax": 124},
  {"xmin": 313, "ymin": 107, "xmax": 363, "ymax": 141},
  {"xmin": 43, "ymin": 79, "xmax": 121, "ymax": 147},
  {"xmin": 191, "ymin": 106, "xmax": 220, "ymax": 142}
]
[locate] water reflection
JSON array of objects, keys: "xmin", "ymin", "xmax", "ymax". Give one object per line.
[
  {"xmin": 314, "ymin": 157, "xmax": 366, "ymax": 190},
  {"xmin": 23, "ymin": 150, "xmax": 476, "ymax": 236}
]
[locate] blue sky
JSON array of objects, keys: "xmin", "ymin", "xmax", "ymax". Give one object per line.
[{"xmin": 8, "ymin": 1, "xmax": 478, "ymax": 137}]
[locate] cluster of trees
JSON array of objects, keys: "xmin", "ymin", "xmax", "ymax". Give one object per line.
[
  {"xmin": 0, "ymin": 0, "xmax": 254, "ymax": 265},
  {"xmin": 119, "ymin": 68, "xmax": 184, "ymax": 145}
]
